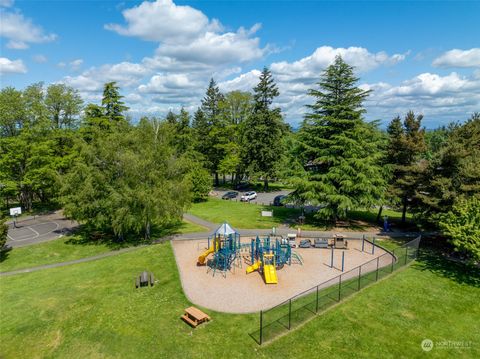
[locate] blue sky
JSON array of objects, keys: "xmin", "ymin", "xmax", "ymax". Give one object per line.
[{"xmin": 1, "ymin": 0, "xmax": 479, "ymax": 128}]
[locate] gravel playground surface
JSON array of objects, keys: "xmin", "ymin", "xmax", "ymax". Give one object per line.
[{"xmin": 171, "ymin": 237, "xmax": 393, "ymax": 313}]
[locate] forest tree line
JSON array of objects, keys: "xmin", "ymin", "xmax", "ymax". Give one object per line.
[{"xmin": 1, "ymin": 56, "xmax": 479, "ymax": 260}]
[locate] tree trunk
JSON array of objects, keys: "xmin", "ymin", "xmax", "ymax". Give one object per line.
[
  {"xmin": 214, "ymin": 172, "xmax": 219, "ymax": 187},
  {"xmin": 401, "ymin": 197, "xmax": 407, "ymax": 224},
  {"xmin": 376, "ymin": 206, "xmax": 383, "ymax": 222},
  {"xmin": 231, "ymin": 173, "xmax": 235, "ymax": 184},
  {"xmin": 20, "ymin": 188, "xmax": 32, "ymax": 211},
  {"xmin": 222, "ymin": 174, "xmax": 225, "ymax": 185},
  {"xmin": 263, "ymin": 178, "xmax": 268, "ymax": 191},
  {"xmin": 145, "ymin": 221, "xmax": 151, "ymax": 240}
]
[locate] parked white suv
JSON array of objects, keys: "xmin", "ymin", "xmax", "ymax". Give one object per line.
[{"xmin": 240, "ymin": 191, "xmax": 257, "ymax": 201}]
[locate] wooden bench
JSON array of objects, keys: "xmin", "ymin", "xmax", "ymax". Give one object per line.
[{"xmin": 181, "ymin": 306, "xmax": 211, "ymax": 328}]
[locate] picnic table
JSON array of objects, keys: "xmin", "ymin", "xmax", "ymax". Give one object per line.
[{"xmin": 181, "ymin": 306, "xmax": 211, "ymax": 328}]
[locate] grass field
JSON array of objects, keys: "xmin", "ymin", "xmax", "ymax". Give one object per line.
[
  {"xmin": 1, "ymin": 239, "xmax": 478, "ymax": 358},
  {"xmin": 188, "ymin": 198, "xmax": 408, "ymax": 230},
  {"xmin": 0, "ymin": 220, "xmax": 206, "ymax": 273},
  {"xmin": 188, "ymin": 198, "xmax": 299, "ymax": 229}
]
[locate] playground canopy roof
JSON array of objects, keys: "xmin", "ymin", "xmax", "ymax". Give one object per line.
[{"xmin": 213, "ymin": 222, "xmax": 238, "ymax": 237}]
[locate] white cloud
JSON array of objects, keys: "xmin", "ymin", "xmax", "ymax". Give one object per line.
[
  {"xmin": 0, "ymin": 0, "xmax": 14, "ymax": 8},
  {"xmin": 62, "ymin": 62, "xmax": 150, "ymax": 92},
  {"xmin": 433, "ymin": 48, "xmax": 480, "ymax": 68},
  {"xmin": 363, "ymin": 72, "xmax": 480, "ymax": 124},
  {"xmin": 106, "ymin": 0, "xmax": 266, "ymax": 65},
  {"xmin": 69, "ymin": 59, "xmax": 83, "ymax": 71},
  {"xmin": 0, "ymin": 57, "xmax": 27, "ymax": 74},
  {"xmin": 271, "ymin": 46, "xmax": 408, "ymax": 83},
  {"xmin": 155, "ymin": 26, "xmax": 265, "ymax": 65},
  {"xmin": 219, "ymin": 70, "xmax": 261, "ymax": 93},
  {"xmin": 105, "ymin": 0, "xmax": 217, "ymax": 42},
  {"xmin": 0, "ymin": 10, "xmax": 57, "ymax": 49},
  {"xmin": 32, "ymin": 54, "xmax": 47, "ymax": 63}
]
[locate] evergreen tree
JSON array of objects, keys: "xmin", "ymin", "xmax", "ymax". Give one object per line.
[
  {"xmin": 194, "ymin": 79, "xmax": 226, "ymax": 186},
  {"xmin": 242, "ymin": 67, "xmax": 285, "ymax": 190},
  {"xmin": 297, "ymin": 56, "xmax": 386, "ymax": 221},
  {"xmin": 417, "ymin": 114, "xmax": 480, "ymax": 219},
  {"xmin": 165, "ymin": 110, "xmax": 177, "ymax": 125},
  {"xmin": 102, "ymin": 82, "xmax": 129, "ymax": 123},
  {"xmin": 386, "ymin": 111, "xmax": 426, "ymax": 223}
]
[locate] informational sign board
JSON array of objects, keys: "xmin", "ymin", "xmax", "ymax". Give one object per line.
[
  {"xmin": 261, "ymin": 211, "xmax": 273, "ymax": 217},
  {"xmin": 9, "ymin": 207, "xmax": 22, "ymax": 216}
]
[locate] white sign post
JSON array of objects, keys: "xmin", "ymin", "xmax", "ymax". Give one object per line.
[
  {"xmin": 261, "ymin": 211, "xmax": 273, "ymax": 217},
  {"xmin": 9, "ymin": 207, "xmax": 21, "ymax": 228}
]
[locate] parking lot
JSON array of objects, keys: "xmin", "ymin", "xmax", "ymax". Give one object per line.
[{"xmin": 212, "ymin": 188, "xmax": 292, "ymax": 205}]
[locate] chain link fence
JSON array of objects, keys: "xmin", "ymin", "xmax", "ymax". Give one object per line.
[{"xmin": 250, "ymin": 235, "xmax": 421, "ymax": 344}]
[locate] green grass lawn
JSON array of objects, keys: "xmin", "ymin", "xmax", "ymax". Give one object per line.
[
  {"xmin": 188, "ymin": 197, "xmax": 300, "ymax": 229},
  {"xmin": 1, "ymin": 239, "xmax": 478, "ymax": 358},
  {"xmin": 188, "ymin": 198, "xmax": 408, "ymax": 230},
  {"xmin": 0, "ymin": 220, "xmax": 206, "ymax": 273}
]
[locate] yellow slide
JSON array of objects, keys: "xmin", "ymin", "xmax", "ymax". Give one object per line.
[
  {"xmin": 197, "ymin": 247, "xmax": 215, "ymax": 265},
  {"xmin": 263, "ymin": 265, "xmax": 278, "ymax": 284},
  {"xmin": 246, "ymin": 260, "xmax": 261, "ymax": 274}
]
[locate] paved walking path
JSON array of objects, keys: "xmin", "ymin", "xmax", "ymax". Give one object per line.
[{"xmin": 0, "ymin": 213, "xmax": 426, "ymax": 277}]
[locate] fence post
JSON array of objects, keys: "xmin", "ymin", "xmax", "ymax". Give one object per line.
[
  {"xmin": 259, "ymin": 310, "xmax": 263, "ymax": 345},
  {"xmin": 338, "ymin": 275, "xmax": 342, "ymax": 301},
  {"xmin": 288, "ymin": 299, "xmax": 292, "ymax": 330},
  {"xmin": 330, "ymin": 246, "xmax": 334, "ymax": 268},
  {"xmin": 341, "ymin": 251, "xmax": 345, "ymax": 272},
  {"xmin": 362, "ymin": 236, "xmax": 365, "ymax": 252},
  {"xmin": 316, "ymin": 285, "xmax": 319, "ymax": 313},
  {"xmin": 375, "ymin": 256, "xmax": 380, "ymax": 281},
  {"xmin": 372, "ymin": 238, "xmax": 375, "ymax": 254},
  {"xmin": 404, "ymin": 246, "xmax": 408, "ymax": 265},
  {"xmin": 391, "ymin": 251, "xmax": 395, "ymax": 272},
  {"xmin": 358, "ymin": 265, "xmax": 362, "ymax": 290}
]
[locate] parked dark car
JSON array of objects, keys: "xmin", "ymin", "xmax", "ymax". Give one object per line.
[
  {"xmin": 273, "ymin": 195, "xmax": 286, "ymax": 206},
  {"xmin": 222, "ymin": 191, "xmax": 238, "ymax": 200}
]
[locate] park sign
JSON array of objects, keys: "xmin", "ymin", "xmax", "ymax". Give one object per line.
[{"xmin": 9, "ymin": 207, "xmax": 22, "ymax": 216}]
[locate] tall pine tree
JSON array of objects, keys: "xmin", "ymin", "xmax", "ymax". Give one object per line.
[
  {"xmin": 242, "ymin": 67, "xmax": 285, "ymax": 190},
  {"xmin": 298, "ymin": 56, "xmax": 386, "ymax": 222},
  {"xmin": 102, "ymin": 82, "xmax": 129, "ymax": 123},
  {"xmin": 195, "ymin": 79, "xmax": 226, "ymax": 186},
  {"xmin": 386, "ymin": 111, "xmax": 426, "ymax": 223}
]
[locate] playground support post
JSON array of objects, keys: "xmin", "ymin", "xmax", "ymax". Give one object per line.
[
  {"xmin": 330, "ymin": 246, "xmax": 334, "ymax": 268},
  {"xmin": 362, "ymin": 236, "xmax": 365, "ymax": 252},
  {"xmin": 372, "ymin": 238, "xmax": 375, "ymax": 255},
  {"xmin": 341, "ymin": 251, "xmax": 345, "ymax": 272}
]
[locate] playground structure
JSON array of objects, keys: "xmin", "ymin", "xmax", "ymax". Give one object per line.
[
  {"xmin": 197, "ymin": 222, "xmax": 242, "ymax": 277},
  {"xmin": 246, "ymin": 236, "xmax": 292, "ymax": 284}
]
